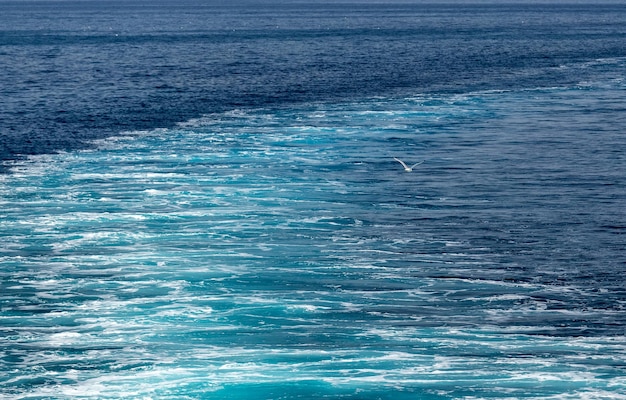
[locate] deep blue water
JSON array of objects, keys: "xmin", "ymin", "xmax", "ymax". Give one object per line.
[{"xmin": 1, "ymin": 1, "xmax": 626, "ymax": 399}]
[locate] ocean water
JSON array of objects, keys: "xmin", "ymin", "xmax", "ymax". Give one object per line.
[{"xmin": 1, "ymin": 1, "xmax": 626, "ymax": 399}]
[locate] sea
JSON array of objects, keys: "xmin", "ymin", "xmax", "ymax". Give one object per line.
[{"xmin": 1, "ymin": 1, "xmax": 626, "ymax": 399}]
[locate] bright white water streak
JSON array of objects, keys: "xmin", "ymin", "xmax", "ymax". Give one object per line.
[{"xmin": 2, "ymin": 83, "xmax": 626, "ymax": 398}]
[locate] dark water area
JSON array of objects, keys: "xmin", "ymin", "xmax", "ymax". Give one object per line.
[{"xmin": 2, "ymin": 0, "xmax": 626, "ymax": 169}]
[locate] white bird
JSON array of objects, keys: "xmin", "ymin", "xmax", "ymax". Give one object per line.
[{"xmin": 393, "ymin": 157, "xmax": 424, "ymax": 172}]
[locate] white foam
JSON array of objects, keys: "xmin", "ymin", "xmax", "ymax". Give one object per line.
[
  {"xmin": 48, "ymin": 331, "xmax": 83, "ymax": 346},
  {"xmin": 286, "ymin": 304, "xmax": 329, "ymax": 313}
]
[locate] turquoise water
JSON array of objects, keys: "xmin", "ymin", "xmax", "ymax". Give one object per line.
[{"xmin": 2, "ymin": 71, "xmax": 626, "ymax": 397}]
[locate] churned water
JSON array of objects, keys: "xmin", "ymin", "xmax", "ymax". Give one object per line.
[{"xmin": 1, "ymin": 1, "xmax": 626, "ymax": 399}]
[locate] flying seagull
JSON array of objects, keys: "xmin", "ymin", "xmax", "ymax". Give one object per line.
[{"xmin": 394, "ymin": 157, "xmax": 424, "ymax": 172}]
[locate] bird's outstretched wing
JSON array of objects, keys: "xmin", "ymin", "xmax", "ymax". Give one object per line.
[
  {"xmin": 393, "ymin": 157, "xmax": 409, "ymax": 169},
  {"xmin": 410, "ymin": 160, "xmax": 425, "ymax": 169}
]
